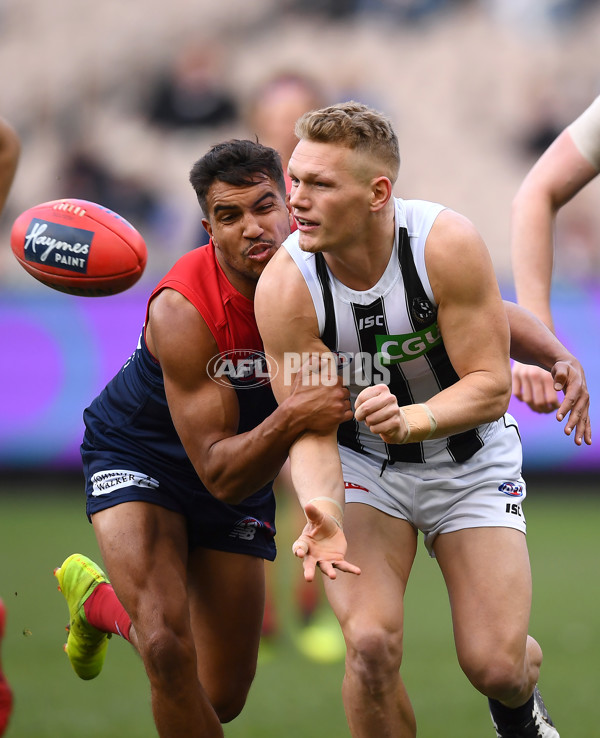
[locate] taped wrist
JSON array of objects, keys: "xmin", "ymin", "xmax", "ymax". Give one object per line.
[
  {"xmin": 399, "ymin": 403, "xmax": 437, "ymax": 444},
  {"xmin": 306, "ymin": 496, "xmax": 344, "ymax": 528}
]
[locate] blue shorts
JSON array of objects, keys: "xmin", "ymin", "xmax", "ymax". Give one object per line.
[{"xmin": 82, "ymin": 442, "xmax": 277, "ymax": 561}]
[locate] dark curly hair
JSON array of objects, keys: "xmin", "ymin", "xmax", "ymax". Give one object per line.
[{"xmin": 189, "ymin": 139, "xmax": 286, "ymax": 216}]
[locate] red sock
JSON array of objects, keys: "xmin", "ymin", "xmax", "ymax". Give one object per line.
[{"xmin": 83, "ymin": 583, "xmax": 132, "ymax": 641}]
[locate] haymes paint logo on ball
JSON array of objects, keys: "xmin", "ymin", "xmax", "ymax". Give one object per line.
[{"xmin": 23, "ymin": 218, "xmax": 94, "ymax": 273}]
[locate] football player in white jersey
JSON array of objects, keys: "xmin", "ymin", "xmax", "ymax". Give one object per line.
[
  {"xmin": 256, "ymin": 101, "xmax": 591, "ymax": 738},
  {"xmin": 511, "ymin": 95, "xmax": 600, "ymax": 422}
]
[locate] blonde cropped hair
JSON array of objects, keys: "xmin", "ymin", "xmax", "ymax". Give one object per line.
[{"xmin": 295, "ymin": 101, "xmax": 400, "ymax": 183}]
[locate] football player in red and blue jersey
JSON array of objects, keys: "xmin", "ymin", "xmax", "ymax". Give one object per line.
[{"xmin": 54, "ymin": 139, "xmax": 352, "ymax": 738}]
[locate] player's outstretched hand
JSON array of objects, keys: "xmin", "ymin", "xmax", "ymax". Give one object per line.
[
  {"xmin": 512, "ymin": 361, "xmax": 559, "ymax": 414},
  {"xmin": 292, "ymin": 502, "xmax": 361, "ymax": 582},
  {"xmin": 551, "ymin": 357, "xmax": 592, "ymax": 446}
]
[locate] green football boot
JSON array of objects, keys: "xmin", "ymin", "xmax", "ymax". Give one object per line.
[{"xmin": 54, "ymin": 553, "xmax": 111, "ymax": 680}]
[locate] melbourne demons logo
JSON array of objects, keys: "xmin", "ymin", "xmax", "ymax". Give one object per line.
[
  {"xmin": 207, "ymin": 349, "xmax": 276, "ymax": 389},
  {"xmin": 498, "ymin": 481, "xmax": 524, "ymax": 497}
]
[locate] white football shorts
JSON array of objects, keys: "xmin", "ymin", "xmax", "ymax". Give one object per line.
[{"xmin": 341, "ymin": 414, "xmax": 527, "ymax": 556}]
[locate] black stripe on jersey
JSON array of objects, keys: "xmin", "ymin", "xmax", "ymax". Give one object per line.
[
  {"xmin": 352, "ymin": 297, "xmax": 424, "ymax": 463},
  {"xmin": 314, "ymin": 253, "xmax": 364, "ymax": 454},
  {"xmin": 315, "ymin": 254, "xmax": 365, "ymax": 456},
  {"xmin": 398, "ymin": 225, "xmax": 484, "ymax": 462},
  {"xmin": 315, "ymin": 253, "xmax": 337, "ymax": 352}
]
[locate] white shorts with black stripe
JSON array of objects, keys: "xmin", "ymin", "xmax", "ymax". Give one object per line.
[{"xmin": 341, "ymin": 414, "xmax": 527, "ymax": 557}]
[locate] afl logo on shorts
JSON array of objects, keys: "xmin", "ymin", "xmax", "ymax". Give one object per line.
[{"xmin": 498, "ymin": 481, "xmax": 524, "ymax": 497}]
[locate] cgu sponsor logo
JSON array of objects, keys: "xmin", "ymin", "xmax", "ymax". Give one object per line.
[
  {"xmin": 375, "ymin": 323, "xmax": 442, "ymax": 365},
  {"xmin": 23, "ymin": 219, "xmax": 93, "ymax": 272},
  {"xmin": 207, "ymin": 349, "xmax": 274, "ymax": 389}
]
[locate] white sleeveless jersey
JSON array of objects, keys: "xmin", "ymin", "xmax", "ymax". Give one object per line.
[
  {"xmin": 284, "ymin": 197, "xmax": 506, "ymax": 465},
  {"xmin": 568, "ymin": 95, "xmax": 600, "ymax": 170}
]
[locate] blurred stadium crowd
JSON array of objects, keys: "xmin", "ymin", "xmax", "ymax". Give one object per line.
[{"xmin": 0, "ymin": 0, "xmax": 599, "ymax": 287}]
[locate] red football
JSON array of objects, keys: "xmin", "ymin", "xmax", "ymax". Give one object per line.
[{"xmin": 10, "ymin": 198, "xmax": 147, "ymax": 296}]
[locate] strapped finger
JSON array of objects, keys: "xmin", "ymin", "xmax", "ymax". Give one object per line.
[{"xmin": 292, "ymin": 539, "xmax": 308, "ymax": 558}]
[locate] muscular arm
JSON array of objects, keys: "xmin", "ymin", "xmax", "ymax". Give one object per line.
[
  {"xmin": 0, "ymin": 117, "xmax": 20, "ymax": 216},
  {"xmin": 146, "ymin": 288, "xmax": 350, "ymax": 504},
  {"xmin": 358, "ymin": 210, "xmax": 511, "ymax": 444},
  {"xmin": 256, "ymin": 249, "xmax": 358, "ymax": 580},
  {"xmin": 507, "ymin": 299, "xmax": 581, "ymax": 369},
  {"xmin": 511, "ymin": 129, "xmax": 599, "ymax": 331},
  {"xmin": 355, "ymin": 211, "xmax": 511, "ymax": 444},
  {"xmin": 255, "ymin": 251, "xmax": 344, "ymax": 510},
  {"xmin": 510, "ymin": 117, "xmax": 599, "ymax": 415},
  {"xmin": 427, "ymin": 210, "xmax": 512, "ymax": 431}
]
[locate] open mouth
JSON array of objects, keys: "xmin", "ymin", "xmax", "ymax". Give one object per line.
[
  {"xmin": 295, "ymin": 217, "xmax": 318, "ymax": 230},
  {"xmin": 246, "ymin": 243, "xmax": 274, "ymax": 261}
]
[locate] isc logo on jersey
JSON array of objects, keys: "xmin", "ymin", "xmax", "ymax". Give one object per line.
[
  {"xmin": 375, "ymin": 323, "xmax": 442, "ymax": 365},
  {"xmin": 357, "ymin": 315, "xmax": 385, "ymax": 330},
  {"xmin": 207, "ymin": 349, "xmax": 275, "ymax": 389}
]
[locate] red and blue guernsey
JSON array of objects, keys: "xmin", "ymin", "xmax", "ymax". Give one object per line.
[{"xmin": 81, "ymin": 241, "xmax": 277, "ymax": 558}]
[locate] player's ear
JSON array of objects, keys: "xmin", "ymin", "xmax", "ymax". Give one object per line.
[
  {"xmin": 370, "ymin": 176, "xmax": 392, "ymax": 212},
  {"xmin": 202, "ymin": 218, "xmax": 213, "ymax": 239}
]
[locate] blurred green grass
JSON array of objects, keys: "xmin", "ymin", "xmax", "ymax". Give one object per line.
[{"xmin": 0, "ymin": 477, "xmax": 598, "ymax": 737}]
